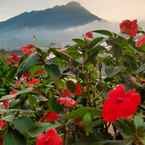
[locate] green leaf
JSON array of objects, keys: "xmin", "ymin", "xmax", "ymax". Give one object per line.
[
  {"xmin": 134, "ymin": 115, "xmax": 144, "ymax": 129},
  {"xmin": 114, "ymin": 36, "xmax": 135, "ymax": 54},
  {"xmin": 86, "ymin": 46, "xmax": 104, "ymax": 63},
  {"xmin": 83, "ymin": 113, "xmax": 92, "ymax": 135},
  {"xmin": 28, "ymin": 122, "xmax": 61, "ymax": 137},
  {"xmin": 4, "ymin": 129, "xmax": 26, "ymax": 145},
  {"xmin": 16, "ymin": 53, "xmax": 40, "ymax": 78},
  {"xmin": 83, "ymin": 113, "xmax": 92, "ymax": 125},
  {"xmin": 12, "ymin": 117, "xmax": 35, "ymax": 135},
  {"xmin": 93, "ymin": 30, "xmax": 116, "ymax": 37},
  {"xmin": 48, "ymin": 97, "xmax": 63, "ymax": 112},
  {"xmin": 89, "ymin": 37, "xmax": 104, "ymax": 47},
  {"xmin": 67, "ymin": 107, "xmax": 99, "ymax": 119},
  {"xmin": 1, "ymin": 114, "xmax": 15, "ymax": 122},
  {"xmin": 50, "ymin": 48, "xmax": 77, "ymax": 64},
  {"xmin": 45, "ymin": 64, "xmax": 61, "ymax": 80},
  {"xmin": 73, "ymin": 39, "xmax": 87, "ymax": 47},
  {"xmin": 116, "ymin": 120, "xmax": 135, "ymax": 138}
]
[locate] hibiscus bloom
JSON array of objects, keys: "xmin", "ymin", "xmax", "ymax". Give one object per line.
[
  {"xmin": 21, "ymin": 71, "xmax": 31, "ymax": 81},
  {"xmin": 102, "ymin": 84, "xmax": 141, "ymax": 122},
  {"xmin": 57, "ymin": 97, "xmax": 76, "ymax": 108},
  {"xmin": 27, "ymin": 78, "xmax": 40, "ymax": 87},
  {"xmin": 41, "ymin": 112, "xmax": 59, "ymax": 122},
  {"xmin": 75, "ymin": 83, "xmax": 82, "ymax": 96},
  {"xmin": 36, "ymin": 128, "xmax": 63, "ymax": 145},
  {"xmin": 84, "ymin": 32, "xmax": 93, "ymax": 40},
  {"xmin": 6, "ymin": 53, "xmax": 20, "ymax": 65},
  {"xmin": 136, "ymin": 35, "xmax": 145, "ymax": 48},
  {"xmin": 3, "ymin": 100, "xmax": 10, "ymax": 109},
  {"xmin": 34, "ymin": 69, "xmax": 47, "ymax": 75},
  {"xmin": 0, "ymin": 120, "xmax": 7, "ymax": 129},
  {"xmin": 120, "ymin": 19, "xmax": 138, "ymax": 37},
  {"xmin": 60, "ymin": 89, "xmax": 73, "ymax": 98},
  {"xmin": 9, "ymin": 89, "xmax": 17, "ymax": 98},
  {"xmin": 21, "ymin": 44, "xmax": 34, "ymax": 56}
]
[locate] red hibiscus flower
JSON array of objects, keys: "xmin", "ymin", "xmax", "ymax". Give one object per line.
[
  {"xmin": 34, "ymin": 69, "xmax": 47, "ymax": 75},
  {"xmin": 84, "ymin": 32, "xmax": 93, "ymax": 40},
  {"xmin": 36, "ymin": 128, "xmax": 63, "ymax": 145},
  {"xmin": 42, "ymin": 112, "xmax": 59, "ymax": 122},
  {"xmin": 75, "ymin": 83, "xmax": 82, "ymax": 96},
  {"xmin": 9, "ymin": 89, "xmax": 17, "ymax": 98},
  {"xmin": 136, "ymin": 35, "xmax": 145, "ymax": 48},
  {"xmin": 120, "ymin": 19, "xmax": 138, "ymax": 37},
  {"xmin": 102, "ymin": 84, "xmax": 141, "ymax": 122},
  {"xmin": 3, "ymin": 100, "xmax": 10, "ymax": 109},
  {"xmin": 6, "ymin": 53, "xmax": 20, "ymax": 65},
  {"xmin": 27, "ymin": 78, "xmax": 40, "ymax": 87},
  {"xmin": 60, "ymin": 89, "xmax": 73, "ymax": 98},
  {"xmin": 21, "ymin": 71, "xmax": 31, "ymax": 81},
  {"xmin": 57, "ymin": 97, "xmax": 76, "ymax": 108},
  {"xmin": 0, "ymin": 120, "xmax": 7, "ymax": 129},
  {"xmin": 21, "ymin": 44, "xmax": 34, "ymax": 56},
  {"xmin": 10, "ymin": 53, "xmax": 20, "ymax": 62}
]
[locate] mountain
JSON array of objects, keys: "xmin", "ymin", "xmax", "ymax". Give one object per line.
[
  {"xmin": 0, "ymin": 1, "xmax": 116, "ymax": 50},
  {"xmin": 0, "ymin": 2, "xmax": 100, "ymax": 31}
]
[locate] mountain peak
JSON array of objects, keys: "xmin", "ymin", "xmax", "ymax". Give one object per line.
[
  {"xmin": 65, "ymin": 1, "xmax": 81, "ymax": 7},
  {"xmin": 0, "ymin": 2, "xmax": 102, "ymax": 31}
]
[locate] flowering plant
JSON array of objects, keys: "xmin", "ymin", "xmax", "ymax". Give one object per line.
[{"xmin": 0, "ymin": 19, "xmax": 145, "ymax": 145}]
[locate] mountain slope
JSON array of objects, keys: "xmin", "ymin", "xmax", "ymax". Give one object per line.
[{"xmin": 0, "ymin": 2, "xmax": 100, "ymax": 30}]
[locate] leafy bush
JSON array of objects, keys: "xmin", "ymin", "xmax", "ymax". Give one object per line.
[{"xmin": 0, "ymin": 19, "xmax": 145, "ymax": 145}]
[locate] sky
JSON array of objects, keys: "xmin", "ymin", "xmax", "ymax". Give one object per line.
[{"xmin": 0, "ymin": 0, "xmax": 145, "ymax": 22}]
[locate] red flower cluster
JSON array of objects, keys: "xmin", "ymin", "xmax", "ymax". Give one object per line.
[
  {"xmin": 136, "ymin": 35, "xmax": 145, "ymax": 48},
  {"xmin": 36, "ymin": 128, "xmax": 63, "ymax": 145},
  {"xmin": 27, "ymin": 78, "xmax": 40, "ymax": 87},
  {"xmin": 61, "ymin": 83, "xmax": 82, "ymax": 98},
  {"xmin": 120, "ymin": 20, "xmax": 138, "ymax": 37},
  {"xmin": 21, "ymin": 71, "xmax": 31, "ymax": 81},
  {"xmin": 21, "ymin": 44, "xmax": 35, "ymax": 56},
  {"xmin": 34, "ymin": 69, "xmax": 47, "ymax": 75},
  {"xmin": 84, "ymin": 32, "xmax": 93, "ymax": 40},
  {"xmin": 3, "ymin": 100, "xmax": 10, "ymax": 109},
  {"xmin": 75, "ymin": 83, "xmax": 82, "ymax": 96},
  {"xmin": 42, "ymin": 112, "xmax": 60, "ymax": 122},
  {"xmin": 58, "ymin": 97, "xmax": 76, "ymax": 108},
  {"xmin": 0, "ymin": 120, "xmax": 7, "ymax": 129},
  {"xmin": 102, "ymin": 84, "xmax": 141, "ymax": 122},
  {"xmin": 60, "ymin": 89, "xmax": 73, "ymax": 98},
  {"xmin": 57, "ymin": 83, "xmax": 82, "ymax": 108},
  {"xmin": 6, "ymin": 53, "xmax": 20, "ymax": 65}
]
